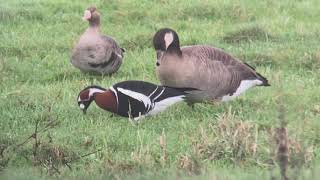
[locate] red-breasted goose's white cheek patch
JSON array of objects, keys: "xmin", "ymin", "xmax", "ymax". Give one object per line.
[
  {"xmin": 82, "ymin": 10, "xmax": 91, "ymax": 20},
  {"xmin": 79, "ymin": 103, "xmax": 85, "ymax": 109},
  {"xmin": 164, "ymin": 32, "xmax": 174, "ymax": 49}
]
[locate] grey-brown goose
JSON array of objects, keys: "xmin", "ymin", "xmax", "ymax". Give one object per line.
[
  {"xmin": 71, "ymin": 6, "xmax": 124, "ymax": 75},
  {"xmin": 153, "ymin": 28, "xmax": 270, "ymax": 104}
]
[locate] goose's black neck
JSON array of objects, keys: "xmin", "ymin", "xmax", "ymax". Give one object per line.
[{"xmin": 167, "ymin": 43, "xmax": 182, "ymax": 56}]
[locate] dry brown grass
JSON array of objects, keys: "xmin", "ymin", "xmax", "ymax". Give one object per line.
[
  {"xmin": 177, "ymin": 154, "xmax": 202, "ymax": 175},
  {"xmin": 187, "ymin": 108, "xmax": 259, "ymax": 166}
]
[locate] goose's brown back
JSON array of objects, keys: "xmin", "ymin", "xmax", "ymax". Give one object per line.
[{"xmin": 156, "ymin": 45, "xmax": 267, "ymax": 102}]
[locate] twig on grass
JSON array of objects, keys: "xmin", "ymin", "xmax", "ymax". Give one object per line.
[
  {"xmin": 15, "ymin": 118, "xmax": 59, "ymax": 149},
  {"xmin": 66, "ymin": 148, "xmax": 102, "ymax": 164},
  {"xmin": 275, "ymin": 102, "xmax": 289, "ymax": 180}
]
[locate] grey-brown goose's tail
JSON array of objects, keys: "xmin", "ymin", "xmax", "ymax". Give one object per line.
[
  {"xmin": 244, "ymin": 62, "xmax": 270, "ymax": 86},
  {"xmin": 256, "ymin": 72, "xmax": 270, "ymax": 86}
]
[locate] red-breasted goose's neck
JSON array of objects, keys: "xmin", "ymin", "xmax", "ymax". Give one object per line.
[{"xmin": 93, "ymin": 90, "xmax": 117, "ymax": 114}]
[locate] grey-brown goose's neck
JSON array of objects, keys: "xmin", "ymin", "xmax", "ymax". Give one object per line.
[
  {"xmin": 85, "ymin": 26, "xmax": 100, "ymax": 34},
  {"xmin": 89, "ymin": 16, "xmax": 100, "ymax": 28}
]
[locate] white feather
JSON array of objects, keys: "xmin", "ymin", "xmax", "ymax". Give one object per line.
[
  {"xmin": 110, "ymin": 86, "xmax": 119, "ymax": 105},
  {"xmin": 89, "ymin": 88, "xmax": 105, "ymax": 97},
  {"xmin": 148, "ymin": 95, "xmax": 184, "ymax": 115},
  {"xmin": 133, "ymin": 114, "xmax": 145, "ymax": 121},
  {"xmin": 164, "ymin": 32, "xmax": 174, "ymax": 49},
  {"xmin": 221, "ymin": 79, "xmax": 263, "ymax": 102},
  {"xmin": 116, "ymin": 52, "xmax": 122, "ymax": 58},
  {"xmin": 117, "ymin": 87, "xmax": 152, "ymax": 108},
  {"xmin": 152, "ymin": 88, "xmax": 165, "ymax": 100},
  {"xmin": 148, "ymin": 86, "xmax": 159, "ymax": 97}
]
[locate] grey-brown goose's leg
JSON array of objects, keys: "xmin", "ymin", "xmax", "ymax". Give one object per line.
[{"xmin": 187, "ymin": 101, "xmax": 195, "ymax": 109}]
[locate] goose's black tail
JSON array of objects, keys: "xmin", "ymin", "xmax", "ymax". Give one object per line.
[
  {"xmin": 256, "ymin": 72, "xmax": 270, "ymax": 86},
  {"xmin": 244, "ymin": 62, "xmax": 270, "ymax": 86}
]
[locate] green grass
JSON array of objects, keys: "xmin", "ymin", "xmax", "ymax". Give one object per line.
[{"xmin": 1, "ymin": 0, "xmax": 320, "ymax": 179}]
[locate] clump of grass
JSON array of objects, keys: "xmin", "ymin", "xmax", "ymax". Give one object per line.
[
  {"xmin": 274, "ymin": 126, "xmax": 289, "ymax": 180},
  {"xmin": 0, "ymin": 46, "xmax": 25, "ymax": 58},
  {"xmin": 223, "ymin": 26, "xmax": 274, "ymax": 44},
  {"xmin": 104, "ymin": 159, "xmax": 137, "ymax": 176},
  {"xmin": 0, "ymin": 138, "xmax": 14, "ymax": 171},
  {"xmin": 270, "ymin": 99, "xmax": 315, "ymax": 180},
  {"xmin": 178, "ymin": 5, "xmax": 216, "ymax": 20},
  {"xmin": 199, "ymin": 109, "xmax": 258, "ymax": 165},
  {"xmin": 0, "ymin": 7, "xmax": 44, "ymax": 21},
  {"xmin": 121, "ymin": 34, "xmax": 153, "ymax": 51},
  {"xmin": 299, "ymin": 52, "xmax": 320, "ymax": 70},
  {"xmin": 32, "ymin": 142, "xmax": 76, "ymax": 175},
  {"xmin": 131, "ymin": 145, "xmax": 156, "ymax": 168},
  {"xmin": 159, "ymin": 129, "xmax": 168, "ymax": 168},
  {"xmin": 238, "ymin": 52, "xmax": 277, "ymax": 67},
  {"xmin": 177, "ymin": 154, "xmax": 202, "ymax": 176}
]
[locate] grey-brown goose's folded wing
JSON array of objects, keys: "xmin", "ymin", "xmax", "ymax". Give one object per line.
[
  {"xmin": 71, "ymin": 38, "xmax": 111, "ymax": 66},
  {"xmin": 182, "ymin": 45, "xmax": 269, "ymax": 98},
  {"xmin": 86, "ymin": 35, "xmax": 124, "ymax": 73},
  {"xmin": 87, "ymin": 36, "xmax": 122, "ymax": 66},
  {"xmin": 101, "ymin": 35, "xmax": 124, "ymax": 58}
]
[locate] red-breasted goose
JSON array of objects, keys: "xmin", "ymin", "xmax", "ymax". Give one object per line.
[
  {"xmin": 71, "ymin": 6, "xmax": 124, "ymax": 75},
  {"xmin": 77, "ymin": 81, "xmax": 195, "ymax": 120},
  {"xmin": 153, "ymin": 28, "xmax": 270, "ymax": 104}
]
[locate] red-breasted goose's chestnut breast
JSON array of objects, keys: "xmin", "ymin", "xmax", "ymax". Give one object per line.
[{"xmin": 94, "ymin": 90, "xmax": 117, "ymax": 113}]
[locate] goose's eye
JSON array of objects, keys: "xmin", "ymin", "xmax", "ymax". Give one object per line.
[{"xmin": 156, "ymin": 51, "xmax": 163, "ymax": 60}]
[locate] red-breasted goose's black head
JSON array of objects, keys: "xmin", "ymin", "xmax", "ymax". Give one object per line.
[
  {"xmin": 77, "ymin": 85, "xmax": 106, "ymax": 114},
  {"xmin": 153, "ymin": 28, "xmax": 182, "ymax": 66},
  {"xmin": 82, "ymin": 6, "xmax": 100, "ymax": 27}
]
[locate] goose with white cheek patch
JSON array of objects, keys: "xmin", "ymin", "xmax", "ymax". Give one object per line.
[
  {"xmin": 71, "ymin": 6, "xmax": 124, "ymax": 75},
  {"xmin": 77, "ymin": 81, "xmax": 195, "ymax": 120},
  {"xmin": 153, "ymin": 28, "xmax": 270, "ymax": 105}
]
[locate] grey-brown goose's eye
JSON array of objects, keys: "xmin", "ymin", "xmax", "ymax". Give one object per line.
[
  {"xmin": 156, "ymin": 51, "xmax": 163, "ymax": 66},
  {"xmin": 156, "ymin": 51, "xmax": 162, "ymax": 60}
]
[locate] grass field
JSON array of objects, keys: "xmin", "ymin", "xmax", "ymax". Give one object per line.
[{"xmin": 1, "ymin": 0, "xmax": 320, "ymax": 179}]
